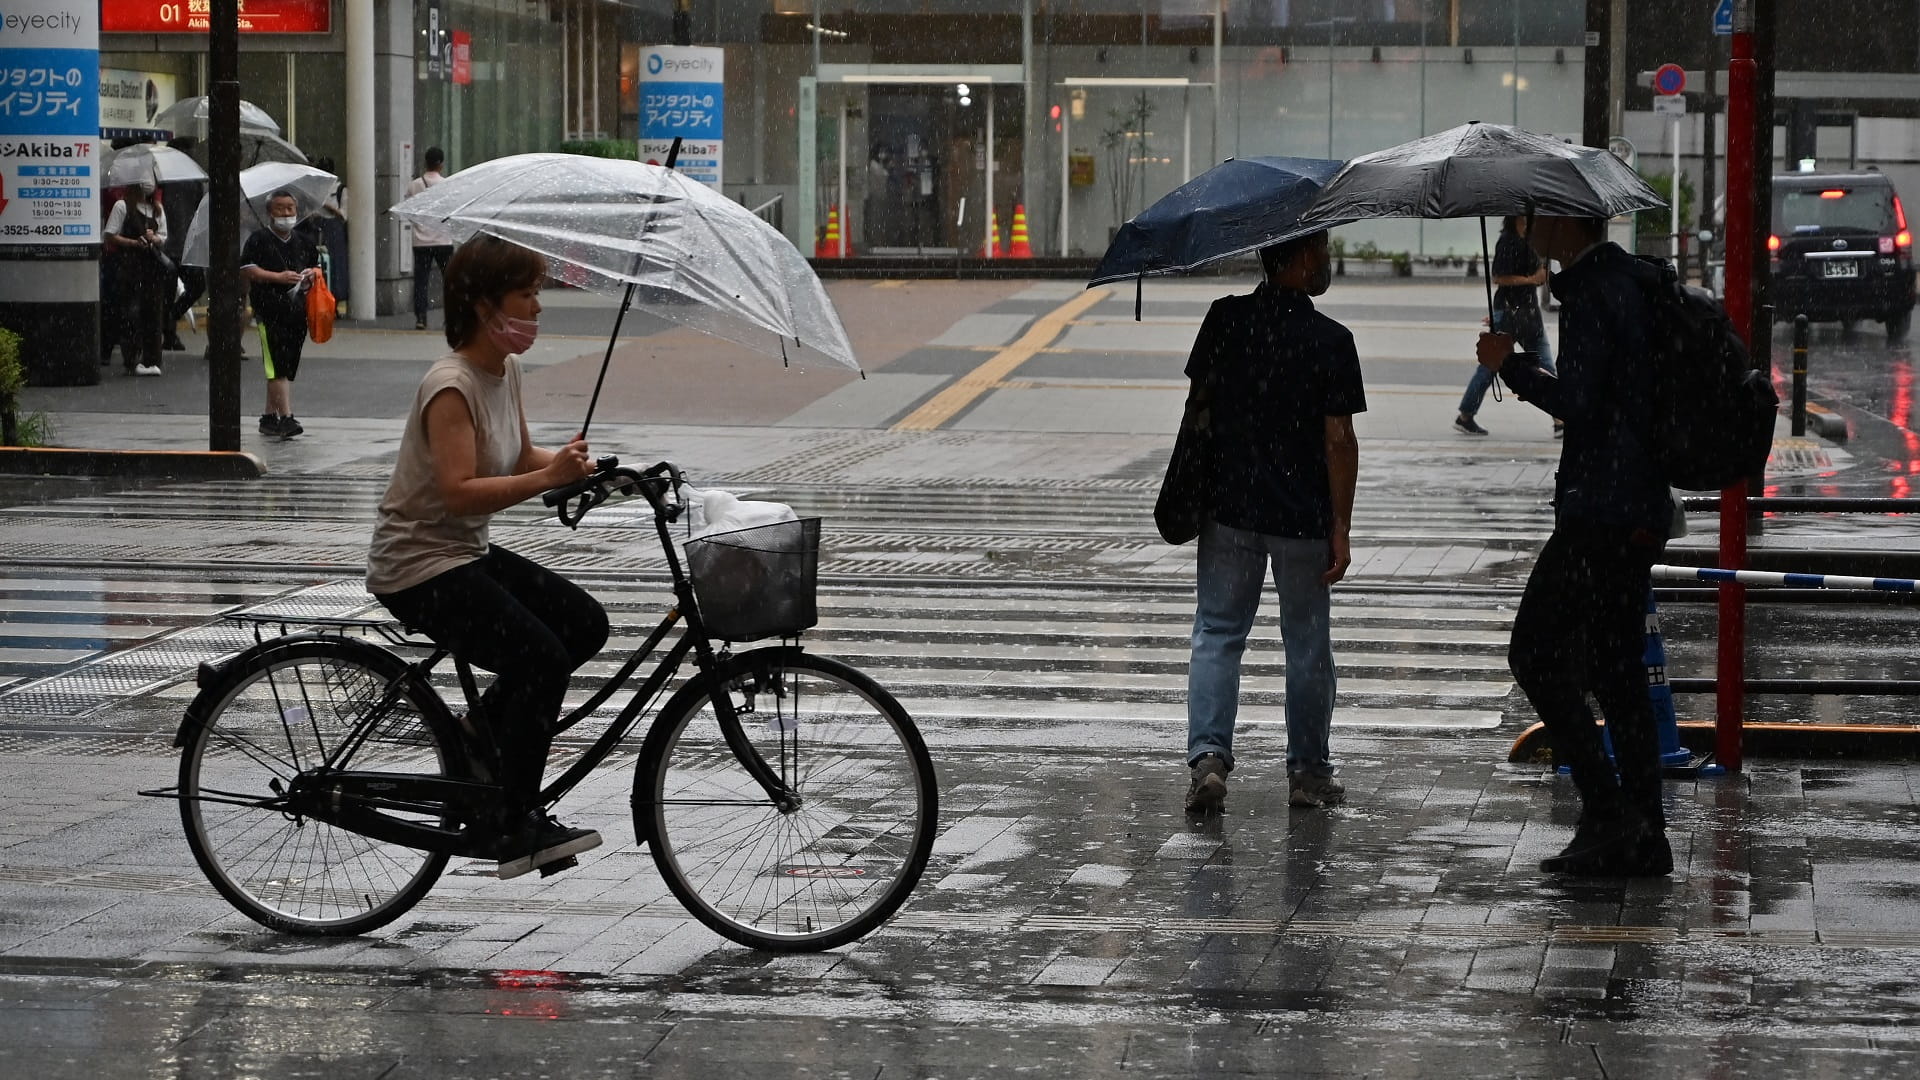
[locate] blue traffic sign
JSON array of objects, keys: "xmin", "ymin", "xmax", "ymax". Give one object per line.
[
  {"xmin": 1713, "ymin": 0, "xmax": 1734, "ymax": 35},
  {"xmin": 1653, "ymin": 63, "xmax": 1687, "ymax": 96}
]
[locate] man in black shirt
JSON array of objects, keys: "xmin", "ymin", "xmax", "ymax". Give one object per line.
[
  {"xmin": 242, "ymin": 190, "xmax": 320, "ymax": 438},
  {"xmin": 1455, "ymin": 215, "xmax": 1561, "ymax": 437},
  {"xmin": 1477, "ymin": 213, "xmax": 1674, "ymax": 878},
  {"xmin": 1181, "ymin": 230, "xmax": 1366, "ymax": 813}
]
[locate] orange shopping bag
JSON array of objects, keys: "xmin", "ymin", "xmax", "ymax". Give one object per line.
[{"xmin": 306, "ymin": 269, "xmax": 336, "ymax": 344}]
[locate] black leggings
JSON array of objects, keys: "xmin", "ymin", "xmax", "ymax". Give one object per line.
[
  {"xmin": 375, "ymin": 545, "xmax": 609, "ymax": 812},
  {"xmin": 1508, "ymin": 522, "xmax": 1664, "ymax": 824}
]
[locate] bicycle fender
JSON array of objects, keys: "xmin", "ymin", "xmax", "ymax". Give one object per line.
[
  {"xmin": 171, "ymin": 632, "xmax": 396, "ymax": 748},
  {"xmin": 630, "ymin": 644, "xmax": 806, "ymax": 845}
]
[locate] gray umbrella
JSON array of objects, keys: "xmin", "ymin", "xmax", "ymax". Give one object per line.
[
  {"xmin": 1298, "ymin": 122, "xmax": 1666, "ymax": 224},
  {"xmin": 1299, "ymin": 121, "xmax": 1667, "ymax": 321},
  {"xmin": 150, "ymin": 96, "xmax": 283, "ymax": 140}
]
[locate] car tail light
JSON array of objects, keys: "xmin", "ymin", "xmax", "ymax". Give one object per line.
[{"xmin": 1767, "ymin": 234, "xmax": 1780, "ymax": 253}]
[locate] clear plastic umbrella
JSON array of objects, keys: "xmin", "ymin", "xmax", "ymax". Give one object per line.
[
  {"xmin": 103, "ymin": 144, "xmax": 208, "ymax": 187},
  {"xmin": 150, "ymin": 96, "xmax": 283, "ymax": 139},
  {"xmin": 181, "ymin": 162, "xmax": 337, "ymax": 267},
  {"xmin": 389, "ymin": 151, "xmax": 859, "ymax": 431}
]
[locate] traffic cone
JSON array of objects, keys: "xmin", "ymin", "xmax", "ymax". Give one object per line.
[
  {"xmin": 980, "ymin": 207, "xmax": 1002, "ymax": 258},
  {"xmin": 816, "ymin": 204, "xmax": 850, "ymax": 258},
  {"xmin": 1008, "ymin": 203, "xmax": 1033, "ymax": 258},
  {"xmin": 1643, "ymin": 590, "xmax": 1694, "ymax": 767}
]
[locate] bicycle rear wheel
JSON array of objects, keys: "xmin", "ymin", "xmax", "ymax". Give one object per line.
[
  {"xmin": 179, "ymin": 636, "xmax": 463, "ymax": 936},
  {"xmin": 636, "ymin": 649, "xmax": 937, "ymax": 951}
]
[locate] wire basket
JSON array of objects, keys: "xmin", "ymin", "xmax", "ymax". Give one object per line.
[{"xmin": 683, "ymin": 517, "xmax": 821, "ymax": 642}]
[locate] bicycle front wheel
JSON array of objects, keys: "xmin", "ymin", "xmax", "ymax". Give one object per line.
[
  {"xmin": 636, "ymin": 649, "xmax": 937, "ymax": 951},
  {"xmin": 179, "ymin": 636, "xmax": 464, "ymax": 936}
]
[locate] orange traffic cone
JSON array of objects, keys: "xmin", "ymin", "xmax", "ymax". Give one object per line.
[
  {"xmin": 1008, "ymin": 204, "xmax": 1033, "ymax": 259},
  {"xmin": 816, "ymin": 204, "xmax": 852, "ymax": 258},
  {"xmin": 980, "ymin": 207, "xmax": 1003, "ymax": 258}
]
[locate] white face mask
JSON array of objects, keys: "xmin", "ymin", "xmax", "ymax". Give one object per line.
[{"xmin": 272, "ymin": 215, "xmax": 297, "ymax": 234}]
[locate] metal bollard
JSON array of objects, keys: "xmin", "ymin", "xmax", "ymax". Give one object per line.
[{"xmin": 1791, "ymin": 314, "xmax": 1809, "ymax": 437}]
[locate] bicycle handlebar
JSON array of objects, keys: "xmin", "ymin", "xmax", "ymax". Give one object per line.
[{"xmin": 541, "ymin": 456, "xmax": 688, "ymax": 529}]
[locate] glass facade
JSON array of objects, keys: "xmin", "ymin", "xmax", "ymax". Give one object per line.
[{"xmin": 414, "ymin": 0, "xmax": 568, "ymax": 174}]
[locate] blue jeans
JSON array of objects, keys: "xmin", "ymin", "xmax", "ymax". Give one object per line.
[
  {"xmin": 1459, "ymin": 308, "xmax": 1557, "ymax": 417},
  {"xmin": 1187, "ymin": 520, "xmax": 1336, "ymax": 777}
]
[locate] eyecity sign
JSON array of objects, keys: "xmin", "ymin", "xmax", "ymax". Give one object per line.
[
  {"xmin": 0, "ymin": 0, "xmax": 99, "ymax": 247},
  {"xmin": 639, "ymin": 45, "xmax": 724, "ymax": 190}
]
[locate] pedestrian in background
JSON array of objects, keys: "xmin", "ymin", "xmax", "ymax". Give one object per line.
[
  {"xmin": 162, "ymin": 176, "xmax": 205, "ymax": 352},
  {"xmin": 242, "ymin": 189, "xmax": 320, "ymax": 438},
  {"xmin": 1181, "ymin": 230, "xmax": 1365, "ymax": 814},
  {"xmin": 103, "ymin": 176, "xmax": 171, "ymax": 376},
  {"xmin": 309, "ymin": 155, "xmax": 350, "ymax": 317},
  {"xmin": 1456, "ymin": 215, "xmax": 1561, "ymax": 437},
  {"xmin": 1476, "ymin": 213, "xmax": 1673, "ymax": 878},
  {"xmin": 406, "ymin": 146, "xmax": 453, "ymax": 331}
]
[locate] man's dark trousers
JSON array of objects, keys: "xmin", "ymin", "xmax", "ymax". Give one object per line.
[
  {"xmin": 1508, "ymin": 521, "xmax": 1665, "ymax": 825},
  {"xmin": 412, "ymin": 245, "xmax": 453, "ymax": 322}
]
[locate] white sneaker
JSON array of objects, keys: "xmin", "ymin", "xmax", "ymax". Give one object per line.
[{"xmin": 133, "ymin": 363, "xmax": 163, "ymax": 376}]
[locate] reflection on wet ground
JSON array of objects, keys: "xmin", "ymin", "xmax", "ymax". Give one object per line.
[{"xmin": 2, "ymin": 738, "xmax": 1919, "ymax": 1076}]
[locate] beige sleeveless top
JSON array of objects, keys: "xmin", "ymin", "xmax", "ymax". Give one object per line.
[{"xmin": 365, "ymin": 353, "xmax": 524, "ymax": 594}]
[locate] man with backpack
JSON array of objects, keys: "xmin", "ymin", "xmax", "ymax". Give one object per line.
[{"xmin": 1475, "ymin": 213, "xmax": 1675, "ymax": 878}]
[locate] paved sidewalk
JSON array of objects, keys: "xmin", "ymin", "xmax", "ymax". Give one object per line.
[{"xmin": 1, "ymin": 732, "xmax": 1918, "ymax": 1076}]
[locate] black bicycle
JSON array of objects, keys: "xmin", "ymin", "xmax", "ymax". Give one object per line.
[{"xmin": 145, "ymin": 460, "xmax": 938, "ymax": 952}]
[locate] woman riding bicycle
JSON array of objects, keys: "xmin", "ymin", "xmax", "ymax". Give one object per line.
[{"xmin": 365, "ymin": 233, "xmax": 610, "ymax": 880}]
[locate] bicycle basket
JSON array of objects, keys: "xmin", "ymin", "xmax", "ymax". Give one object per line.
[{"xmin": 683, "ymin": 517, "xmax": 821, "ymax": 642}]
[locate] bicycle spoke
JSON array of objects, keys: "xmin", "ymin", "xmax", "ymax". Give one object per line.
[{"xmin": 643, "ymin": 654, "xmax": 935, "ymax": 950}]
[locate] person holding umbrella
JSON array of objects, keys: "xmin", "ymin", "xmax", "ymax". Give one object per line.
[
  {"xmin": 102, "ymin": 173, "xmax": 171, "ymax": 376},
  {"xmin": 1475, "ymin": 214, "xmax": 1674, "ymax": 878},
  {"xmin": 1181, "ymin": 230, "xmax": 1364, "ymax": 814},
  {"xmin": 242, "ymin": 190, "xmax": 322, "ymax": 437},
  {"xmin": 365, "ymin": 234, "xmax": 608, "ymax": 880}
]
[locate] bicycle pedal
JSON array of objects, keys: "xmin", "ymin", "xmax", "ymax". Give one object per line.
[{"xmin": 537, "ymin": 855, "xmax": 578, "ymax": 878}]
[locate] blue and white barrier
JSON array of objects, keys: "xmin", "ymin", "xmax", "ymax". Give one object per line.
[{"xmin": 1652, "ymin": 565, "xmax": 1920, "ymax": 593}]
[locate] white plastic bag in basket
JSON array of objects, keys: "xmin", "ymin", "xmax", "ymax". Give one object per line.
[{"xmin": 687, "ymin": 488, "xmax": 797, "ymax": 540}]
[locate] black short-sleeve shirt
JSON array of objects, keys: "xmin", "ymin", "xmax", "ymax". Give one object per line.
[
  {"xmin": 1186, "ymin": 284, "xmax": 1366, "ymax": 539},
  {"xmin": 241, "ymin": 226, "xmax": 317, "ymax": 330},
  {"xmin": 1492, "ymin": 230, "xmax": 1542, "ymax": 315}
]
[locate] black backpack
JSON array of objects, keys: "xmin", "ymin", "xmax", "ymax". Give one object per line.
[{"xmin": 1632, "ymin": 255, "xmax": 1779, "ymax": 491}]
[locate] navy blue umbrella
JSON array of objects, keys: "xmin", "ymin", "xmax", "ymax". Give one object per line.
[{"xmin": 1088, "ymin": 155, "xmax": 1350, "ymax": 292}]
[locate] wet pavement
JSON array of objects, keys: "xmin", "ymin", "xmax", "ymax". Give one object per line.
[{"xmin": 4, "ymin": 279, "xmax": 1920, "ymax": 1075}]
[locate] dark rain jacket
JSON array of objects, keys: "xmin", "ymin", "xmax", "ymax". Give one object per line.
[{"xmin": 1497, "ymin": 241, "xmax": 1672, "ymax": 535}]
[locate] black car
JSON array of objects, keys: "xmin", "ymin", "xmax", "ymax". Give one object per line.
[{"xmin": 1771, "ymin": 171, "xmax": 1915, "ymax": 342}]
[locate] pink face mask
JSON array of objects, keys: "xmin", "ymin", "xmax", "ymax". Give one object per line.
[{"xmin": 486, "ymin": 312, "xmax": 538, "ymax": 354}]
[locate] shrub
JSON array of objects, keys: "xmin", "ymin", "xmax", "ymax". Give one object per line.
[
  {"xmin": 0, "ymin": 326, "xmax": 53, "ymax": 447},
  {"xmin": 559, "ymin": 139, "xmax": 639, "ymax": 161}
]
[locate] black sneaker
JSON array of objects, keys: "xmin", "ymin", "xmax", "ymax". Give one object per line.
[
  {"xmin": 1541, "ymin": 815, "xmax": 1672, "ymax": 878},
  {"xmin": 1453, "ymin": 414, "xmax": 1489, "ymax": 436},
  {"xmin": 415, "ymin": 317, "xmax": 429, "ymax": 331},
  {"xmin": 279, "ymin": 415, "xmax": 305, "ymax": 438},
  {"xmin": 495, "ymin": 814, "xmax": 602, "ymax": 880},
  {"xmin": 257, "ymin": 413, "xmax": 280, "ymax": 435},
  {"xmin": 1184, "ymin": 753, "xmax": 1229, "ymax": 813}
]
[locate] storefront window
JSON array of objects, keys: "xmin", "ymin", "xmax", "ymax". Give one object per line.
[{"xmin": 415, "ymin": 0, "xmax": 565, "ymax": 172}]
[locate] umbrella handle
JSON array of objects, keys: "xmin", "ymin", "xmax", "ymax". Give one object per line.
[{"xmin": 579, "ymin": 282, "xmax": 637, "ymax": 440}]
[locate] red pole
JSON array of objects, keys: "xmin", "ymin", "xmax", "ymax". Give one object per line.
[{"xmin": 1716, "ymin": 3, "xmax": 1758, "ymax": 773}]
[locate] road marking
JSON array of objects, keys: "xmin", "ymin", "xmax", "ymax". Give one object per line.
[
  {"xmin": 874, "ymin": 280, "xmax": 909, "ymax": 289},
  {"xmin": 891, "ymin": 287, "xmax": 1112, "ymax": 431}
]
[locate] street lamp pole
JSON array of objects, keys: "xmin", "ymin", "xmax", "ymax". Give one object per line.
[{"xmin": 206, "ymin": 0, "xmax": 242, "ymax": 452}]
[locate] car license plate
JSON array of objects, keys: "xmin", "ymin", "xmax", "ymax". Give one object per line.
[{"xmin": 1824, "ymin": 260, "xmax": 1861, "ymax": 279}]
